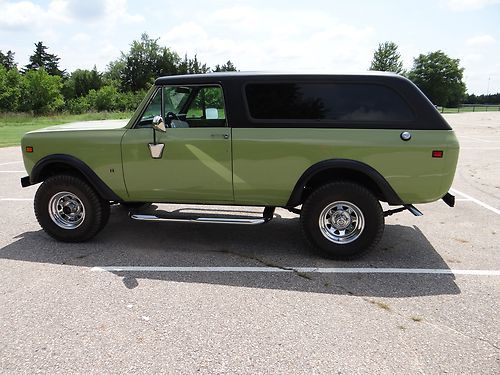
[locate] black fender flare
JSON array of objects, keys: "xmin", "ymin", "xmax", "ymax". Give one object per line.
[
  {"xmin": 286, "ymin": 159, "xmax": 404, "ymax": 207},
  {"xmin": 28, "ymin": 154, "xmax": 122, "ymax": 202}
]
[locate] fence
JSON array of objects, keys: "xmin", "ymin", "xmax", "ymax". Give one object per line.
[{"xmin": 438, "ymin": 104, "xmax": 500, "ymax": 113}]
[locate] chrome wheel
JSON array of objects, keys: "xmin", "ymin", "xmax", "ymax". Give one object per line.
[
  {"xmin": 319, "ymin": 201, "xmax": 365, "ymax": 244},
  {"xmin": 48, "ymin": 191, "xmax": 85, "ymax": 229}
]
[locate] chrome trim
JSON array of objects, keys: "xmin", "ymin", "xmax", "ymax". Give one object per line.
[
  {"xmin": 48, "ymin": 191, "xmax": 85, "ymax": 229},
  {"xmin": 152, "ymin": 115, "xmax": 166, "ymax": 132},
  {"xmin": 130, "ymin": 213, "xmax": 267, "ymax": 225},
  {"xmin": 318, "ymin": 201, "xmax": 365, "ymax": 244},
  {"xmin": 148, "ymin": 143, "xmax": 165, "ymax": 159},
  {"xmin": 400, "ymin": 131, "xmax": 412, "ymax": 141}
]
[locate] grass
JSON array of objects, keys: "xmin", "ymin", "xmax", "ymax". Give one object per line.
[{"xmin": 0, "ymin": 112, "xmax": 133, "ymax": 147}]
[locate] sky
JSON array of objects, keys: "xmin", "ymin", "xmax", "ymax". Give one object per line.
[{"xmin": 0, "ymin": 0, "xmax": 499, "ymax": 95}]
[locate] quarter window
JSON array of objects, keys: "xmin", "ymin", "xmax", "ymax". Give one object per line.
[
  {"xmin": 245, "ymin": 83, "xmax": 415, "ymax": 122},
  {"xmin": 138, "ymin": 89, "xmax": 162, "ymax": 127}
]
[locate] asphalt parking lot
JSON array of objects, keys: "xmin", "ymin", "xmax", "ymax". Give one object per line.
[{"xmin": 1, "ymin": 112, "xmax": 499, "ymax": 373}]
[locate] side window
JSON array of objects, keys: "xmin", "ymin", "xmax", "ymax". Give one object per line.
[
  {"xmin": 138, "ymin": 85, "xmax": 227, "ymax": 129},
  {"xmin": 185, "ymin": 86, "xmax": 226, "ymax": 127},
  {"xmin": 245, "ymin": 83, "xmax": 415, "ymax": 123}
]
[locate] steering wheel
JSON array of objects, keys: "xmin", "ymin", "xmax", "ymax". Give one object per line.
[{"xmin": 166, "ymin": 111, "xmax": 179, "ymax": 121}]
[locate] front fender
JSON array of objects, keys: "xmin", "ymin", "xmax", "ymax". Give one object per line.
[{"xmin": 27, "ymin": 154, "xmax": 122, "ymax": 202}]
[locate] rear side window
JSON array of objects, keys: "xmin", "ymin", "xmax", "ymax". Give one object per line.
[{"xmin": 245, "ymin": 83, "xmax": 415, "ymax": 122}]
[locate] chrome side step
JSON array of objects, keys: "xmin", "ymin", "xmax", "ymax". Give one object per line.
[{"xmin": 130, "ymin": 206, "xmax": 275, "ymax": 225}]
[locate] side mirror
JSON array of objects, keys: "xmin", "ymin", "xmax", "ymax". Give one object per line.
[
  {"xmin": 206, "ymin": 108, "xmax": 218, "ymax": 120},
  {"xmin": 152, "ymin": 115, "xmax": 166, "ymax": 132}
]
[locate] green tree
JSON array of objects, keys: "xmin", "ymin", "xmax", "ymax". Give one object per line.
[
  {"xmin": 111, "ymin": 33, "xmax": 181, "ymax": 91},
  {"xmin": 104, "ymin": 60, "xmax": 126, "ymax": 83},
  {"xmin": 213, "ymin": 60, "xmax": 237, "ymax": 72},
  {"xmin": 465, "ymin": 92, "xmax": 500, "ymax": 105},
  {"xmin": 177, "ymin": 54, "xmax": 209, "ymax": 75},
  {"xmin": 408, "ymin": 50, "xmax": 466, "ymax": 107},
  {"xmin": 24, "ymin": 42, "xmax": 66, "ymax": 77},
  {"xmin": 62, "ymin": 66, "xmax": 103, "ymax": 100},
  {"xmin": 369, "ymin": 42, "xmax": 404, "ymax": 74},
  {"xmin": 0, "ymin": 50, "xmax": 17, "ymax": 70},
  {"xmin": 157, "ymin": 48, "xmax": 181, "ymax": 77},
  {"xmin": 20, "ymin": 68, "xmax": 64, "ymax": 114},
  {"xmin": 0, "ymin": 66, "xmax": 22, "ymax": 111}
]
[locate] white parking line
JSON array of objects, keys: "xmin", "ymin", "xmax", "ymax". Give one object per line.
[
  {"xmin": 91, "ymin": 266, "xmax": 500, "ymax": 276},
  {"xmin": 450, "ymin": 188, "xmax": 500, "ymax": 215},
  {"xmin": 0, "ymin": 198, "xmax": 33, "ymax": 201},
  {"xmin": 0, "ymin": 161, "xmax": 23, "ymax": 166},
  {"xmin": 0, "ymin": 171, "xmax": 25, "ymax": 173}
]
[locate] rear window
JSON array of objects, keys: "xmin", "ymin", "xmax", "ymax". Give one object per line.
[{"xmin": 245, "ymin": 83, "xmax": 415, "ymax": 122}]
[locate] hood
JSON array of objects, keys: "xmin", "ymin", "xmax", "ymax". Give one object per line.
[{"xmin": 32, "ymin": 119, "xmax": 129, "ymax": 132}]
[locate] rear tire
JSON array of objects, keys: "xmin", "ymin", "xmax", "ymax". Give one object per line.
[
  {"xmin": 300, "ymin": 181, "xmax": 384, "ymax": 259},
  {"xmin": 34, "ymin": 174, "xmax": 109, "ymax": 242}
]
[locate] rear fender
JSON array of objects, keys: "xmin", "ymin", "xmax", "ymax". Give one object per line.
[{"xmin": 286, "ymin": 159, "xmax": 404, "ymax": 207}]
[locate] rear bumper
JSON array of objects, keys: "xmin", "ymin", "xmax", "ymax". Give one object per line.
[{"xmin": 442, "ymin": 192, "xmax": 455, "ymax": 207}]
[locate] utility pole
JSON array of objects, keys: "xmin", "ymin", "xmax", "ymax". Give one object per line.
[{"xmin": 487, "ymin": 76, "xmax": 491, "ymax": 96}]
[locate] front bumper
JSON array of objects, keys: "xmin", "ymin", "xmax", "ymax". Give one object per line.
[{"xmin": 21, "ymin": 176, "xmax": 31, "ymax": 187}]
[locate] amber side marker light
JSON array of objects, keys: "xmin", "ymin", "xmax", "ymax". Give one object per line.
[
  {"xmin": 432, "ymin": 150, "xmax": 444, "ymax": 158},
  {"xmin": 25, "ymin": 146, "xmax": 33, "ymax": 153}
]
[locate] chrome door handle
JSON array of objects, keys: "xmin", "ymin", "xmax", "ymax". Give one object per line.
[{"xmin": 211, "ymin": 133, "xmax": 229, "ymax": 139}]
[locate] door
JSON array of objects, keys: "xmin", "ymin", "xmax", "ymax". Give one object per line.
[{"xmin": 121, "ymin": 85, "xmax": 233, "ymax": 203}]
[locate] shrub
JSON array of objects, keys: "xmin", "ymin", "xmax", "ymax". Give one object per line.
[
  {"xmin": 87, "ymin": 85, "xmax": 118, "ymax": 111},
  {"xmin": 0, "ymin": 66, "xmax": 22, "ymax": 112},
  {"xmin": 65, "ymin": 96, "xmax": 91, "ymax": 114},
  {"xmin": 20, "ymin": 68, "xmax": 64, "ymax": 114}
]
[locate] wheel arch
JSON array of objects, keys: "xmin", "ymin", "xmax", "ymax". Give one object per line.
[
  {"xmin": 29, "ymin": 154, "xmax": 122, "ymax": 202},
  {"xmin": 286, "ymin": 159, "xmax": 404, "ymax": 207}
]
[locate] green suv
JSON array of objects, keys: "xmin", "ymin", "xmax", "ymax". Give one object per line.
[{"xmin": 21, "ymin": 72, "xmax": 459, "ymax": 259}]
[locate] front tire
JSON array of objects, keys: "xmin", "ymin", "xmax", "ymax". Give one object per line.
[
  {"xmin": 300, "ymin": 181, "xmax": 384, "ymax": 259},
  {"xmin": 34, "ymin": 175, "xmax": 110, "ymax": 242}
]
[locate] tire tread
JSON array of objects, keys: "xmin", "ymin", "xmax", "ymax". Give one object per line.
[
  {"xmin": 34, "ymin": 174, "xmax": 109, "ymax": 242},
  {"xmin": 300, "ymin": 181, "xmax": 384, "ymax": 259}
]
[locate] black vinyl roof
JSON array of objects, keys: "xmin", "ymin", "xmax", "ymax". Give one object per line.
[{"xmin": 153, "ymin": 71, "xmax": 451, "ymax": 130}]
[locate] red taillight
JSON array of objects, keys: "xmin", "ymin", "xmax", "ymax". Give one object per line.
[
  {"xmin": 432, "ymin": 150, "xmax": 443, "ymax": 158},
  {"xmin": 25, "ymin": 146, "xmax": 33, "ymax": 153}
]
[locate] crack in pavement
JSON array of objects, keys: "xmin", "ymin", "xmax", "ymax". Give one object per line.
[{"xmin": 212, "ymin": 249, "xmax": 313, "ymax": 280}]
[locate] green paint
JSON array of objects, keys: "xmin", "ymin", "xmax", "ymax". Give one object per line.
[
  {"xmin": 121, "ymin": 127, "xmax": 233, "ymax": 202},
  {"xmin": 20, "ymin": 86, "xmax": 459, "ymax": 207}
]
